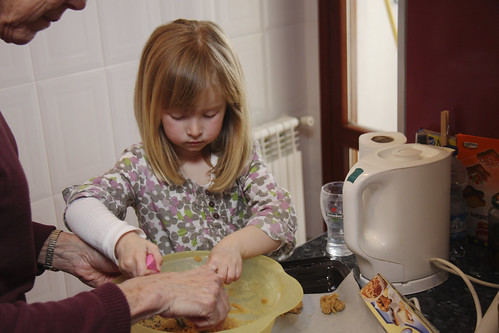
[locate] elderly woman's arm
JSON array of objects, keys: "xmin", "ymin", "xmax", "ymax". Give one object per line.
[{"xmin": 0, "ymin": 230, "xmax": 230, "ymax": 333}]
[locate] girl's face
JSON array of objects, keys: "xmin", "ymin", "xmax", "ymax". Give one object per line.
[{"xmin": 161, "ymin": 87, "xmax": 226, "ymax": 160}]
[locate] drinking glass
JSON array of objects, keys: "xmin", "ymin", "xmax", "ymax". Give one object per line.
[{"xmin": 321, "ymin": 181, "xmax": 353, "ymax": 257}]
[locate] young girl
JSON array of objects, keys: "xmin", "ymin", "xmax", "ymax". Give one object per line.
[{"xmin": 63, "ymin": 19, "xmax": 297, "ymax": 284}]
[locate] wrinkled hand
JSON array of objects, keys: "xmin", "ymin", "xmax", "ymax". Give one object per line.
[
  {"xmin": 50, "ymin": 232, "xmax": 121, "ymax": 287},
  {"xmin": 119, "ymin": 264, "xmax": 230, "ymax": 329},
  {"xmin": 207, "ymin": 239, "xmax": 243, "ymax": 284},
  {"xmin": 70, "ymin": 239, "xmax": 121, "ymax": 287},
  {"xmin": 115, "ymin": 231, "xmax": 163, "ymax": 277},
  {"xmin": 157, "ymin": 265, "xmax": 230, "ymax": 329}
]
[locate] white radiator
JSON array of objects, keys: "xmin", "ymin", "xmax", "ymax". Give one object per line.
[{"xmin": 253, "ymin": 116, "xmax": 307, "ymax": 246}]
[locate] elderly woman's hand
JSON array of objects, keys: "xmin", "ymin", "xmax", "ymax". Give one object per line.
[
  {"xmin": 39, "ymin": 231, "xmax": 121, "ymax": 287},
  {"xmin": 118, "ymin": 264, "xmax": 230, "ymax": 329}
]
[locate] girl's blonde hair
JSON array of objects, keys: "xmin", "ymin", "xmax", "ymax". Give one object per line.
[{"xmin": 134, "ymin": 19, "xmax": 252, "ymax": 192}]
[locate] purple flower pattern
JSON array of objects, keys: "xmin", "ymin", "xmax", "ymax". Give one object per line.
[{"xmin": 63, "ymin": 143, "xmax": 297, "ymax": 260}]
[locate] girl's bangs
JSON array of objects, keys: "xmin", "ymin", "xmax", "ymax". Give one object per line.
[{"xmin": 162, "ymin": 54, "xmax": 221, "ymax": 111}]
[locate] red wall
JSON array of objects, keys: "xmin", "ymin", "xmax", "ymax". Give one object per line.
[{"xmin": 405, "ymin": 0, "xmax": 499, "ymax": 142}]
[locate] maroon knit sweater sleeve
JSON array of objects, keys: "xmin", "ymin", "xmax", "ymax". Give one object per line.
[
  {"xmin": 0, "ymin": 283, "xmax": 131, "ymax": 333},
  {"xmin": 0, "ymin": 113, "xmax": 132, "ymax": 332}
]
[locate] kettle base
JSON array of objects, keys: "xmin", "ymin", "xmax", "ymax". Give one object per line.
[{"xmin": 358, "ymin": 270, "xmax": 448, "ymax": 295}]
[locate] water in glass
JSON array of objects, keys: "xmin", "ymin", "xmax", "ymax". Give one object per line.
[{"xmin": 321, "ymin": 181, "xmax": 353, "ymax": 257}]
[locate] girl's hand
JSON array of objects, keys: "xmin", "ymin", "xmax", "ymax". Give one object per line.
[
  {"xmin": 115, "ymin": 231, "xmax": 163, "ymax": 277},
  {"xmin": 206, "ymin": 226, "xmax": 281, "ymax": 284},
  {"xmin": 207, "ymin": 239, "xmax": 242, "ymax": 284}
]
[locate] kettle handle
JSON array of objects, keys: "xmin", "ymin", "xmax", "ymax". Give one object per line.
[{"xmin": 343, "ymin": 167, "xmax": 378, "ymax": 257}]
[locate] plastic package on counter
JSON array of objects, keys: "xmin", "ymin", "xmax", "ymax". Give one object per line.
[
  {"xmin": 360, "ymin": 274, "xmax": 438, "ymax": 333},
  {"xmin": 415, "ymin": 128, "xmax": 456, "ymax": 147},
  {"xmin": 456, "ymin": 134, "xmax": 499, "ymax": 244}
]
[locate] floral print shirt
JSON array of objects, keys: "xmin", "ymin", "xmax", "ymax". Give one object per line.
[{"xmin": 63, "ymin": 143, "xmax": 297, "ymax": 260}]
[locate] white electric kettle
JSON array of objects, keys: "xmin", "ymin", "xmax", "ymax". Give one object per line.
[{"xmin": 343, "ymin": 143, "xmax": 453, "ymax": 294}]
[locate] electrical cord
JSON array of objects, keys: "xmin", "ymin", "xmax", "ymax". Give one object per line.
[
  {"xmin": 430, "ymin": 257, "xmax": 499, "ymax": 332},
  {"xmin": 407, "ymin": 297, "xmax": 421, "ymax": 312},
  {"xmin": 431, "ymin": 259, "xmax": 499, "ymax": 289}
]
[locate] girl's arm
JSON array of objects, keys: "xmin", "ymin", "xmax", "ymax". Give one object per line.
[
  {"xmin": 207, "ymin": 225, "xmax": 280, "ymax": 284},
  {"xmin": 242, "ymin": 148, "xmax": 298, "ymax": 259},
  {"xmin": 63, "ymin": 146, "xmax": 163, "ymax": 277},
  {"xmin": 208, "ymin": 145, "xmax": 297, "ymax": 284},
  {"xmin": 221, "ymin": 225, "xmax": 281, "ymax": 258},
  {"xmin": 65, "ymin": 197, "xmax": 162, "ymax": 276}
]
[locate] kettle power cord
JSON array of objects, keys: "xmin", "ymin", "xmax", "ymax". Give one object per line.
[
  {"xmin": 430, "ymin": 257, "xmax": 499, "ymax": 332},
  {"xmin": 430, "ymin": 257, "xmax": 499, "ymax": 289}
]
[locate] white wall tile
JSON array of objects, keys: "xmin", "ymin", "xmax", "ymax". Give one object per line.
[
  {"xmin": 53, "ymin": 193, "xmax": 68, "ymax": 230},
  {"xmin": 264, "ymin": 24, "xmax": 307, "ymax": 115},
  {"xmin": 0, "ymin": 44, "xmax": 33, "ymax": 89},
  {"xmin": 0, "ymin": 85, "xmax": 52, "ymax": 202},
  {"xmin": 26, "ymin": 270, "xmax": 68, "ymax": 303},
  {"xmin": 302, "ymin": 0, "xmax": 323, "ymax": 239},
  {"xmin": 262, "ymin": 0, "xmax": 305, "ymax": 29},
  {"xmin": 160, "ymin": 0, "xmax": 217, "ymax": 22},
  {"xmin": 37, "ymin": 70, "xmax": 116, "ymax": 193},
  {"xmin": 106, "ymin": 62, "xmax": 141, "ymax": 156},
  {"xmin": 97, "ymin": 0, "xmax": 162, "ymax": 66},
  {"xmin": 215, "ymin": 0, "xmax": 262, "ymax": 37},
  {"xmin": 29, "ymin": 1, "xmax": 103, "ymax": 80},
  {"xmin": 231, "ymin": 34, "xmax": 268, "ymax": 126},
  {"xmin": 31, "ymin": 196, "xmax": 60, "ymax": 229}
]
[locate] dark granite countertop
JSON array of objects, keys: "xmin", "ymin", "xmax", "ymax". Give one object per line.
[{"xmin": 281, "ymin": 233, "xmax": 499, "ymax": 333}]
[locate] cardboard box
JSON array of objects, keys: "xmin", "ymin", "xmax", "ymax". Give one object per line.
[
  {"xmin": 456, "ymin": 134, "xmax": 499, "ymax": 244},
  {"xmin": 360, "ymin": 274, "xmax": 437, "ymax": 333}
]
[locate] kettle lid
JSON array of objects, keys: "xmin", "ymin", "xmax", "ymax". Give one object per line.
[
  {"xmin": 365, "ymin": 143, "xmax": 453, "ymax": 169},
  {"xmin": 387, "ymin": 146, "xmax": 422, "ymax": 162}
]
